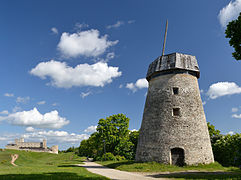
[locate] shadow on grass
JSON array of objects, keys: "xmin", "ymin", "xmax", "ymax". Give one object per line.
[
  {"xmin": 58, "ymin": 163, "xmax": 112, "ymax": 169},
  {"xmin": 102, "ymin": 161, "xmax": 136, "ymax": 169},
  {"xmin": 58, "ymin": 164, "xmax": 81, "ymax": 167},
  {"xmin": 147, "ymin": 171, "xmax": 241, "ymax": 179},
  {"xmin": 0, "ymin": 172, "xmax": 106, "ymax": 180}
]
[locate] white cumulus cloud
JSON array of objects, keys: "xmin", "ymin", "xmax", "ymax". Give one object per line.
[
  {"xmin": 57, "ymin": 29, "xmax": 118, "ymax": 58},
  {"xmin": 218, "ymin": 0, "xmax": 241, "ymax": 27},
  {"xmin": 30, "ymin": 60, "xmax": 122, "ymax": 88},
  {"xmin": 0, "ymin": 107, "xmax": 69, "ymax": 129},
  {"xmin": 84, "ymin": 125, "xmax": 97, "ymax": 133},
  {"xmin": 207, "ymin": 82, "xmax": 241, "ymax": 99},
  {"xmin": 126, "ymin": 78, "xmax": 148, "ymax": 92},
  {"xmin": 51, "ymin": 27, "xmax": 58, "ymax": 34}
]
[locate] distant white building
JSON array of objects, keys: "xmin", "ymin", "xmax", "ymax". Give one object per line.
[{"xmin": 5, "ymin": 138, "xmax": 58, "ymax": 154}]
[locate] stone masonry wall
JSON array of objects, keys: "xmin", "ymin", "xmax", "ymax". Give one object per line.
[
  {"xmin": 136, "ymin": 73, "xmax": 214, "ymax": 165},
  {"xmin": 16, "ymin": 142, "xmax": 42, "ymax": 148}
]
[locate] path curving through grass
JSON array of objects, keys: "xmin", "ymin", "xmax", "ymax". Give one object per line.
[{"xmin": 10, "ymin": 154, "xmax": 19, "ymax": 166}]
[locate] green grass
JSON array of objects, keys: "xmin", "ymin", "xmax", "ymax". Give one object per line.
[
  {"xmin": 97, "ymin": 160, "xmax": 241, "ymax": 179},
  {"xmin": 0, "ymin": 150, "xmax": 108, "ymax": 180}
]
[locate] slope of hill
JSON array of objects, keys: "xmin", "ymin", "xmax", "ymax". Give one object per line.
[{"xmin": 0, "ymin": 149, "xmax": 108, "ymax": 180}]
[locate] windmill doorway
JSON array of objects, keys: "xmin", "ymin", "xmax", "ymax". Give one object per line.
[{"xmin": 171, "ymin": 148, "xmax": 184, "ymax": 166}]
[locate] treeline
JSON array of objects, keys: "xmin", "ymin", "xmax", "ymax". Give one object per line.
[{"xmin": 78, "ymin": 114, "xmax": 241, "ymax": 166}]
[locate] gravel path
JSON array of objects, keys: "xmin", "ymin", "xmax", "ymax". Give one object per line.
[{"xmin": 78, "ymin": 161, "xmax": 169, "ymax": 180}]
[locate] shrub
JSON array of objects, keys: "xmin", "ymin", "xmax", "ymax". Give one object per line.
[
  {"xmin": 102, "ymin": 152, "xmax": 116, "ymax": 161},
  {"xmin": 115, "ymin": 155, "xmax": 126, "ymax": 161}
]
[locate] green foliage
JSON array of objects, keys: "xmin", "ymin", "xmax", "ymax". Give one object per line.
[
  {"xmin": 212, "ymin": 133, "xmax": 241, "ymax": 166},
  {"xmin": 115, "ymin": 155, "xmax": 126, "ymax": 161},
  {"xmin": 79, "ymin": 114, "xmax": 136, "ymax": 160},
  {"xmin": 207, "ymin": 122, "xmax": 221, "ymax": 144},
  {"xmin": 208, "ymin": 122, "xmax": 241, "ymax": 167},
  {"xmin": 97, "ymin": 114, "xmax": 130, "ymax": 155},
  {"xmin": 79, "ymin": 132, "xmax": 101, "ymax": 158},
  {"xmin": 129, "ymin": 130, "xmax": 139, "ymax": 158},
  {"xmin": 102, "ymin": 153, "xmax": 116, "ymax": 161},
  {"xmin": 225, "ymin": 12, "xmax": 241, "ymax": 60},
  {"xmin": 63, "ymin": 146, "xmax": 79, "ymax": 154}
]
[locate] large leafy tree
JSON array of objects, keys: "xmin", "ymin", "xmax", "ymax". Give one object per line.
[
  {"xmin": 225, "ymin": 12, "xmax": 241, "ymax": 60},
  {"xmin": 96, "ymin": 114, "xmax": 133, "ymax": 159},
  {"xmin": 79, "ymin": 113, "xmax": 135, "ymax": 160}
]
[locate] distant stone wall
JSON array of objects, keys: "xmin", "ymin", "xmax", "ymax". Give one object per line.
[
  {"xmin": 5, "ymin": 138, "xmax": 57, "ymax": 154},
  {"xmin": 16, "ymin": 142, "xmax": 42, "ymax": 148},
  {"xmin": 5, "ymin": 144, "xmax": 18, "ymax": 150}
]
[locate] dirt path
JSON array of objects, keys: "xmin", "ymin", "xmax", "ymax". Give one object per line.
[
  {"xmin": 78, "ymin": 161, "xmax": 169, "ymax": 180},
  {"xmin": 10, "ymin": 154, "xmax": 19, "ymax": 166}
]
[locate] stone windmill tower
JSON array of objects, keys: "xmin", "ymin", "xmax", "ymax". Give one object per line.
[{"xmin": 135, "ymin": 21, "xmax": 214, "ymax": 166}]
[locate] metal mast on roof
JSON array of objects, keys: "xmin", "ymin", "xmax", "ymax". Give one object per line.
[{"xmin": 162, "ymin": 20, "xmax": 168, "ymax": 56}]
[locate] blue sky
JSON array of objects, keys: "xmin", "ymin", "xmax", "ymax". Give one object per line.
[{"xmin": 0, "ymin": 0, "xmax": 241, "ymax": 150}]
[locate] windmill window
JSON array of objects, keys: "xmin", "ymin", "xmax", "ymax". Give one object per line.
[
  {"xmin": 173, "ymin": 87, "xmax": 179, "ymax": 95},
  {"xmin": 173, "ymin": 108, "xmax": 180, "ymax": 116}
]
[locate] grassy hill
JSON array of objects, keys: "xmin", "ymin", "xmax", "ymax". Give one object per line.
[{"xmin": 0, "ymin": 149, "xmax": 108, "ymax": 180}]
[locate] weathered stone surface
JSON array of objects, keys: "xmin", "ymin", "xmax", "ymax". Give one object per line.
[
  {"xmin": 146, "ymin": 53, "xmax": 200, "ymax": 81},
  {"xmin": 136, "ymin": 53, "xmax": 214, "ymax": 165}
]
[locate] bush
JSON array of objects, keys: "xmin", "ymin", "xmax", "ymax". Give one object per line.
[
  {"xmin": 115, "ymin": 155, "xmax": 126, "ymax": 161},
  {"xmin": 102, "ymin": 153, "xmax": 116, "ymax": 161}
]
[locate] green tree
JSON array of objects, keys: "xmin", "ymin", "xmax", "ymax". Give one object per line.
[
  {"xmin": 96, "ymin": 114, "xmax": 134, "ymax": 159},
  {"xmin": 212, "ymin": 133, "xmax": 241, "ymax": 166},
  {"xmin": 78, "ymin": 114, "xmax": 135, "ymax": 160},
  {"xmin": 207, "ymin": 122, "xmax": 241, "ymax": 166},
  {"xmin": 225, "ymin": 12, "xmax": 241, "ymax": 60},
  {"xmin": 79, "ymin": 132, "xmax": 102, "ymax": 158},
  {"xmin": 207, "ymin": 122, "xmax": 221, "ymax": 144},
  {"xmin": 129, "ymin": 130, "xmax": 139, "ymax": 159}
]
